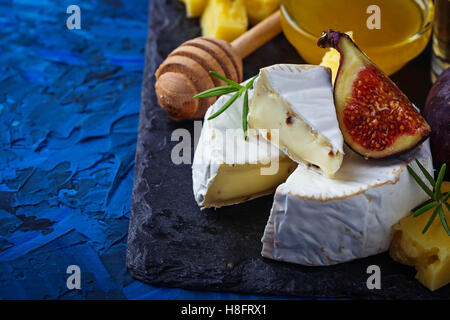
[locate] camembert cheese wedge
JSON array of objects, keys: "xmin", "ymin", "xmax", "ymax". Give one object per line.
[
  {"xmin": 248, "ymin": 64, "xmax": 344, "ymax": 177},
  {"xmin": 262, "ymin": 141, "xmax": 433, "ymax": 266},
  {"xmin": 192, "ymin": 85, "xmax": 297, "ymax": 209}
]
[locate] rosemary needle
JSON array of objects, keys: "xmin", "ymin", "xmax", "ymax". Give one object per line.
[
  {"xmin": 242, "ymin": 89, "xmax": 249, "ymax": 139},
  {"xmin": 434, "ymin": 163, "xmax": 446, "ymax": 199},
  {"xmin": 246, "ymin": 75, "xmax": 258, "ymax": 90},
  {"xmin": 413, "ymin": 201, "xmax": 438, "ymax": 217},
  {"xmin": 193, "ymin": 85, "xmax": 239, "ymax": 98},
  {"xmin": 415, "ymin": 159, "xmax": 435, "ymax": 186},
  {"xmin": 209, "ymin": 71, "xmax": 242, "ymax": 88},
  {"xmin": 407, "ymin": 165, "xmax": 433, "ymax": 198},
  {"xmin": 207, "ymin": 91, "xmax": 240, "ymax": 120},
  {"xmin": 439, "ymin": 205, "xmax": 450, "ymax": 235},
  {"xmin": 422, "ymin": 205, "xmax": 440, "ymax": 234}
]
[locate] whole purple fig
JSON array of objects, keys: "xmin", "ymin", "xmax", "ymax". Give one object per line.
[{"xmin": 423, "ymin": 68, "xmax": 450, "ymax": 180}]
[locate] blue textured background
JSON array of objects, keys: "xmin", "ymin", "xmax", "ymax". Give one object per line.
[{"xmin": 0, "ymin": 0, "xmax": 274, "ymax": 299}]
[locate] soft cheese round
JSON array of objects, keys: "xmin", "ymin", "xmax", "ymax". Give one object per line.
[{"xmin": 261, "ymin": 141, "xmax": 434, "ymax": 266}]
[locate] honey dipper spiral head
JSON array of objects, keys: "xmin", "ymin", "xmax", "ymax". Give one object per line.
[{"xmin": 155, "ymin": 37, "xmax": 243, "ymax": 121}]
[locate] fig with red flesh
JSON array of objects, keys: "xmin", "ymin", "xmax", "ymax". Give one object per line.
[{"xmin": 318, "ymin": 30, "xmax": 431, "ymax": 159}]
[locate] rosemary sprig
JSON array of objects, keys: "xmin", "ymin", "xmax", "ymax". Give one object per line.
[
  {"xmin": 193, "ymin": 71, "xmax": 259, "ymax": 140},
  {"xmin": 407, "ymin": 161, "xmax": 449, "ymax": 235}
]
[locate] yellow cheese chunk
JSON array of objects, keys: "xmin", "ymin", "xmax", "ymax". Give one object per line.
[
  {"xmin": 201, "ymin": 0, "xmax": 248, "ymax": 42},
  {"xmin": 390, "ymin": 182, "xmax": 450, "ymax": 291},
  {"xmin": 319, "ymin": 31, "xmax": 353, "ymax": 85},
  {"xmin": 179, "ymin": 0, "xmax": 208, "ymax": 18},
  {"xmin": 244, "ymin": 0, "xmax": 279, "ymax": 25}
]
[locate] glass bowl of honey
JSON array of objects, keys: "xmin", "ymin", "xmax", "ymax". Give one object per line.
[{"xmin": 281, "ymin": 0, "xmax": 434, "ymax": 75}]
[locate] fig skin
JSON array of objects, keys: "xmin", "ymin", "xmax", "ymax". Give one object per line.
[{"xmin": 423, "ymin": 68, "xmax": 450, "ymax": 180}]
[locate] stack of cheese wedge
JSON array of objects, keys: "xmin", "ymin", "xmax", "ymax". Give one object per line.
[{"xmin": 192, "ymin": 64, "xmax": 433, "ymax": 266}]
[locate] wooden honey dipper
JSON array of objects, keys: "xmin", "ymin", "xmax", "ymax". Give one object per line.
[{"xmin": 155, "ymin": 10, "xmax": 282, "ymax": 121}]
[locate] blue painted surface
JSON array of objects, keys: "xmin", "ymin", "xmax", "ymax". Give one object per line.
[{"xmin": 0, "ymin": 0, "xmax": 281, "ymax": 299}]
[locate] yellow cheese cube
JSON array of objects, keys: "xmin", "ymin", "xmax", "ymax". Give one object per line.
[
  {"xmin": 179, "ymin": 0, "xmax": 208, "ymax": 18},
  {"xmin": 320, "ymin": 31, "xmax": 353, "ymax": 85},
  {"xmin": 244, "ymin": 0, "xmax": 279, "ymax": 25},
  {"xmin": 201, "ymin": 0, "xmax": 248, "ymax": 42},
  {"xmin": 390, "ymin": 182, "xmax": 450, "ymax": 291}
]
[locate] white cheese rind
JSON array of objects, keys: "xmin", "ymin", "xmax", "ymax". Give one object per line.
[
  {"xmin": 261, "ymin": 141, "xmax": 434, "ymax": 266},
  {"xmin": 192, "ymin": 85, "xmax": 296, "ymax": 209}
]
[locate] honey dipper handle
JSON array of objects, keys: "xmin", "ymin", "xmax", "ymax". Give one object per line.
[{"xmin": 231, "ymin": 10, "xmax": 282, "ymax": 59}]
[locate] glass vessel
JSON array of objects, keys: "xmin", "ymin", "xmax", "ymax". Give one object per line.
[
  {"xmin": 431, "ymin": 0, "xmax": 450, "ymax": 82},
  {"xmin": 281, "ymin": 0, "xmax": 434, "ymax": 75}
]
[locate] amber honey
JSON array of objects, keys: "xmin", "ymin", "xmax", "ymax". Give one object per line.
[{"xmin": 281, "ymin": 0, "xmax": 434, "ymax": 75}]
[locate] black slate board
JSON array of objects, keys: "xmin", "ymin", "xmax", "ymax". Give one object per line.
[{"xmin": 126, "ymin": 0, "xmax": 449, "ymax": 299}]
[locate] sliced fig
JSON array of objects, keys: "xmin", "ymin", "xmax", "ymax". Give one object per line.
[{"xmin": 318, "ymin": 30, "xmax": 431, "ymax": 159}]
